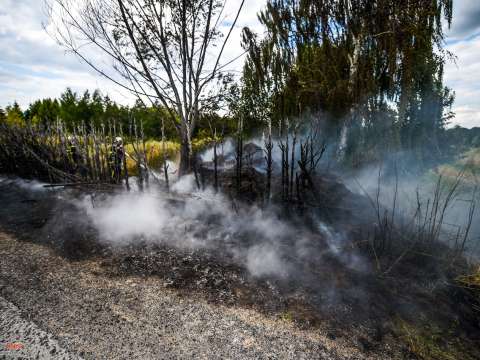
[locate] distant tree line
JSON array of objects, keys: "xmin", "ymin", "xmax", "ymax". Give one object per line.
[
  {"xmin": 445, "ymin": 126, "xmax": 480, "ymax": 151},
  {"xmin": 0, "ymin": 88, "xmax": 236, "ymax": 141}
]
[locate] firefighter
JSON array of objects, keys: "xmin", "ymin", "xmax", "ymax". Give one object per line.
[
  {"xmin": 66, "ymin": 135, "xmax": 79, "ymax": 173},
  {"xmin": 110, "ymin": 136, "xmax": 124, "ymax": 183}
]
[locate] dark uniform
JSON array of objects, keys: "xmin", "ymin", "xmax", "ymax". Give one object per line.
[
  {"xmin": 110, "ymin": 137, "xmax": 124, "ymax": 183},
  {"xmin": 66, "ymin": 136, "xmax": 79, "ymax": 174}
]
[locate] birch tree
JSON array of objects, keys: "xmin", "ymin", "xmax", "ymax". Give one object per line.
[
  {"xmin": 46, "ymin": 0, "xmax": 245, "ymax": 175},
  {"xmin": 242, "ymin": 0, "xmax": 454, "ymax": 162}
]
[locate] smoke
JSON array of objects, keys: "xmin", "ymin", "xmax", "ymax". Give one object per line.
[
  {"xmin": 82, "ymin": 194, "xmax": 171, "ymax": 244},
  {"xmin": 246, "ymin": 244, "xmax": 287, "ymax": 278},
  {"xmin": 0, "ymin": 176, "xmax": 48, "ymax": 192},
  {"xmin": 200, "ymin": 139, "xmax": 235, "ymax": 163},
  {"xmin": 315, "ymin": 220, "xmax": 368, "ymax": 272},
  {"xmin": 344, "ymin": 158, "xmax": 480, "ymax": 257},
  {"xmin": 73, "ymin": 177, "xmax": 359, "ymax": 280}
]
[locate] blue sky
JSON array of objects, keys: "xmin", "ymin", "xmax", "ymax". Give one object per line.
[{"xmin": 1, "ymin": 0, "xmax": 479, "ymax": 128}]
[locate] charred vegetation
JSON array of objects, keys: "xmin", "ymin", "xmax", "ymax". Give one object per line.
[
  {"xmin": 1, "ymin": 115, "xmax": 480, "ymax": 359},
  {"xmin": 1, "ymin": 0, "xmax": 480, "ymax": 358}
]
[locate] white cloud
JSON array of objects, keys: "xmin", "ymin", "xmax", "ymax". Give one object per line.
[
  {"xmin": 445, "ymin": 34, "xmax": 480, "ymax": 128},
  {"xmin": 0, "ymin": 0, "xmax": 130, "ymax": 107},
  {"xmin": 1, "ymin": 0, "xmax": 479, "ymax": 130},
  {"xmin": 445, "ymin": 0, "xmax": 480, "ymax": 40},
  {"xmin": 0, "ymin": 0, "xmax": 264, "ymax": 110}
]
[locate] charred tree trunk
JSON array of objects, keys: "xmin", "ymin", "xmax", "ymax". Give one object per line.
[
  {"xmin": 290, "ymin": 130, "xmax": 297, "ymax": 200},
  {"xmin": 120, "ymin": 125, "xmax": 130, "ymax": 191},
  {"xmin": 161, "ymin": 116, "xmax": 169, "ymax": 192},
  {"xmin": 122, "ymin": 145, "xmax": 130, "ymax": 191},
  {"xmin": 132, "ymin": 118, "xmax": 143, "ymax": 191},
  {"xmin": 264, "ymin": 125, "xmax": 273, "ymax": 204},
  {"xmin": 279, "ymin": 119, "xmax": 285, "ymax": 202},
  {"xmin": 83, "ymin": 122, "xmax": 93, "ymax": 181},
  {"xmin": 284, "ymin": 123, "xmax": 290, "ymax": 201},
  {"xmin": 140, "ymin": 120, "xmax": 149, "ymax": 188},
  {"xmin": 235, "ymin": 115, "xmax": 244, "ymax": 195},
  {"xmin": 179, "ymin": 135, "xmax": 191, "ymax": 177},
  {"xmin": 213, "ymin": 137, "xmax": 219, "ymax": 193}
]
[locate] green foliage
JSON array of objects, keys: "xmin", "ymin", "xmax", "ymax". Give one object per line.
[
  {"xmin": 129, "ymin": 100, "xmax": 178, "ymax": 140},
  {"xmin": 5, "ymin": 102, "xmax": 25, "ymax": 127},
  {"xmin": 194, "ymin": 112, "xmax": 237, "ymax": 139},
  {"xmin": 20, "ymin": 88, "xmax": 183, "ymax": 140},
  {"xmin": 26, "ymin": 98, "xmax": 60, "ymax": 127},
  {"xmin": 0, "ymin": 107, "xmax": 6, "ymax": 123},
  {"xmin": 240, "ymin": 0, "xmax": 455, "ymax": 167},
  {"xmin": 8, "ymin": 87, "xmax": 239, "ymax": 151}
]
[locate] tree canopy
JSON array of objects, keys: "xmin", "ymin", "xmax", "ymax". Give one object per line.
[{"xmin": 240, "ymin": 0, "xmax": 455, "ymax": 166}]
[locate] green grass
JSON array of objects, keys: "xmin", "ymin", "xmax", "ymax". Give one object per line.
[{"xmin": 395, "ymin": 318, "xmax": 475, "ymax": 360}]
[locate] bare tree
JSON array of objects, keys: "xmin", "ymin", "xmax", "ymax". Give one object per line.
[{"xmin": 46, "ymin": 0, "xmax": 245, "ymax": 175}]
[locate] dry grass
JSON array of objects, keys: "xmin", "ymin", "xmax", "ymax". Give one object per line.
[
  {"xmin": 125, "ymin": 137, "xmax": 214, "ymax": 175},
  {"xmin": 458, "ymin": 266, "xmax": 480, "ymax": 287},
  {"xmin": 437, "ymin": 148, "xmax": 480, "ymax": 185},
  {"xmin": 125, "ymin": 140, "xmax": 180, "ymax": 174},
  {"xmin": 124, "ymin": 137, "xmax": 214, "ymax": 174},
  {"xmin": 459, "ymin": 148, "xmax": 480, "ymax": 168},
  {"xmin": 457, "ymin": 267, "xmax": 480, "ymax": 313},
  {"xmin": 396, "ymin": 318, "xmax": 474, "ymax": 360}
]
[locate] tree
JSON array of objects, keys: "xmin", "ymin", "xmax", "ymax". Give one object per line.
[
  {"xmin": 26, "ymin": 98, "xmax": 60, "ymax": 127},
  {"xmin": 47, "ymin": 0, "xmax": 245, "ymax": 175},
  {"xmin": 5, "ymin": 102, "xmax": 25, "ymax": 127},
  {"xmin": 77, "ymin": 90, "xmax": 95, "ymax": 130},
  {"xmin": 59, "ymin": 88, "xmax": 80, "ymax": 129},
  {"xmin": 0, "ymin": 108, "xmax": 6, "ymax": 123},
  {"xmin": 242, "ymin": 0, "xmax": 454, "ymax": 165},
  {"xmin": 90, "ymin": 89, "xmax": 106, "ymax": 129}
]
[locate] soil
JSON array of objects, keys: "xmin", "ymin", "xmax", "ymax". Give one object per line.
[{"xmin": 0, "ymin": 176, "xmax": 478, "ymax": 359}]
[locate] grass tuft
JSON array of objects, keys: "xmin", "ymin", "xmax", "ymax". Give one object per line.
[
  {"xmin": 437, "ymin": 147, "xmax": 480, "ymax": 185},
  {"xmin": 395, "ymin": 318, "xmax": 473, "ymax": 360}
]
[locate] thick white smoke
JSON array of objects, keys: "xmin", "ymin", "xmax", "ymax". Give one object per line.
[
  {"xmin": 82, "ymin": 194, "xmax": 171, "ymax": 245},
  {"xmin": 74, "ymin": 176, "xmax": 353, "ymax": 279},
  {"xmin": 75, "ymin": 178, "xmax": 291, "ymax": 277}
]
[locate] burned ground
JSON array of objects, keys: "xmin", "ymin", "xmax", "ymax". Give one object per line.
[{"xmin": 0, "ymin": 176, "xmax": 479, "ymax": 359}]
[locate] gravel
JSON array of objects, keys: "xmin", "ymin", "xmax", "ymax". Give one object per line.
[
  {"xmin": 0, "ymin": 296, "xmax": 81, "ymax": 360},
  {"xmin": 0, "ymin": 231, "xmax": 371, "ymax": 359}
]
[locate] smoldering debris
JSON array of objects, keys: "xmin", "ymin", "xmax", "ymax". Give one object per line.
[
  {"xmin": 2, "ymin": 170, "xmax": 480, "ymax": 358},
  {"xmin": 0, "ymin": 175, "xmax": 374, "ymax": 323},
  {"xmin": 71, "ymin": 174, "xmax": 367, "ymax": 282},
  {"xmin": 65, "ymin": 176, "xmax": 380, "ymax": 328}
]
